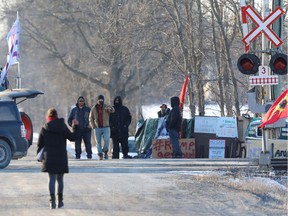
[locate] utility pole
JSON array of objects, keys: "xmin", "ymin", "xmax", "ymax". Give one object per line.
[
  {"xmin": 259, "ymin": 0, "xmax": 270, "ymax": 167},
  {"xmin": 272, "ymin": 0, "xmax": 283, "ymax": 99}
]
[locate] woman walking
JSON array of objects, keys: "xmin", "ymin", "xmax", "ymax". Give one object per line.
[{"xmin": 37, "ymin": 108, "xmax": 78, "ymax": 209}]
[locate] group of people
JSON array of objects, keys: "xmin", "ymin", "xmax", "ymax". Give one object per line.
[
  {"xmin": 67, "ymin": 94, "xmax": 133, "ymax": 160},
  {"xmin": 36, "ymin": 94, "xmax": 132, "ymax": 209},
  {"xmin": 36, "ymin": 95, "xmax": 182, "ymax": 209}
]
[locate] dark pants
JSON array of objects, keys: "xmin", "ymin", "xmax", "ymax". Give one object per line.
[
  {"xmin": 112, "ymin": 137, "xmax": 129, "ymax": 159},
  {"xmin": 75, "ymin": 129, "xmax": 92, "ymax": 158},
  {"xmin": 48, "ymin": 173, "xmax": 64, "ymax": 195}
]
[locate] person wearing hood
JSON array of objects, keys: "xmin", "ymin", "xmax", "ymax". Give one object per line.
[
  {"xmin": 37, "ymin": 108, "xmax": 78, "ymax": 209},
  {"xmin": 166, "ymin": 96, "xmax": 183, "ymax": 158},
  {"xmin": 109, "ymin": 96, "xmax": 132, "ymax": 159},
  {"xmin": 68, "ymin": 96, "xmax": 92, "ymax": 159},
  {"xmin": 89, "ymin": 95, "xmax": 114, "ymax": 160}
]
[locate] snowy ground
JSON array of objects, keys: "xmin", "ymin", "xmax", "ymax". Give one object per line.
[
  {"xmin": 1, "ymin": 136, "xmax": 287, "ymax": 215},
  {"xmin": 27, "ymin": 108, "xmax": 288, "ymax": 216}
]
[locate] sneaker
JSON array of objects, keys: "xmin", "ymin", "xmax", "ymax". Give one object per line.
[
  {"xmin": 104, "ymin": 152, "xmax": 108, "ymax": 159},
  {"xmin": 123, "ymin": 155, "xmax": 132, "ymax": 159}
]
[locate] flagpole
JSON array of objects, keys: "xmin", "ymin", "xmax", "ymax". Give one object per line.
[
  {"xmin": 259, "ymin": 0, "xmax": 270, "ymax": 167},
  {"xmin": 17, "ymin": 12, "xmax": 21, "ymax": 88},
  {"xmin": 17, "ymin": 62, "xmax": 21, "ymax": 88}
]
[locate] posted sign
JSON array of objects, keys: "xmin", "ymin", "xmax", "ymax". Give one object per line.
[
  {"xmin": 209, "ymin": 139, "xmax": 225, "ymax": 159},
  {"xmin": 152, "ymin": 138, "xmax": 195, "ymax": 158}
]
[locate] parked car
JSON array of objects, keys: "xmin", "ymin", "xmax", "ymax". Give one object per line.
[{"xmin": 0, "ymin": 88, "xmax": 43, "ymax": 168}]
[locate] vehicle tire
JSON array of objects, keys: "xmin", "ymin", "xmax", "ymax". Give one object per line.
[{"xmin": 0, "ymin": 140, "xmax": 12, "ymax": 169}]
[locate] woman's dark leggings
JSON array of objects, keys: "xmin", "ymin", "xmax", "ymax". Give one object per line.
[{"xmin": 48, "ymin": 173, "xmax": 64, "ymax": 195}]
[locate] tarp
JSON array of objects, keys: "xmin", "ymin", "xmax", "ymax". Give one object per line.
[
  {"xmin": 135, "ymin": 118, "xmax": 159, "ymax": 154},
  {"xmin": 134, "ymin": 117, "xmax": 242, "ymax": 158},
  {"xmin": 135, "ymin": 118, "xmax": 194, "ymax": 155}
]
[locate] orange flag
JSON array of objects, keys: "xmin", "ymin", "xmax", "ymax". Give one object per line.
[
  {"xmin": 179, "ymin": 75, "xmax": 189, "ymax": 111},
  {"xmin": 258, "ymin": 88, "xmax": 288, "ymax": 128}
]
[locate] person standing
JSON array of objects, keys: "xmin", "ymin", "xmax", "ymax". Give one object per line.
[
  {"xmin": 157, "ymin": 103, "xmax": 170, "ymax": 118},
  {"xmin": 68, "ymin": 96, "xmax": 92, "ymax": 159},
  {"xmin": 89, "ymin": 95, "xmax": 114, "ymax": 160},
  {"xmin": 166, "ymin": 96, "xmax": 183, "ymax": 158},
  {"xmin": 109, "ymin": 96, "xmax": 132, "ymax": 159},
  {"xmin": 37, "ymin": 108, "xmax": 78, "ymax": 209}
]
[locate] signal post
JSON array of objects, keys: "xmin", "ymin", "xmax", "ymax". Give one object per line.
[{"xmin": 238, "ymin": 0, "xmax": 287, "ymax": 167}]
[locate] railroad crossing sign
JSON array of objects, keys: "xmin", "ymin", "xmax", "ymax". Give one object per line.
[
  {"xmin": 249, "ymin": 66, "xmax": 278, "ymax": 86},
  {"xmin": 242, "ymin": 5, "xmax": 284, "ymax": 47}
]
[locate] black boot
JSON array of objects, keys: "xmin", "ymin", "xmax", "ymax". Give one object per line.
[
  {"xmin": 57, "ymin": 193, "xmax": 64, "ymax": 208},
  {"xmin": 50, "ymin": 194, "xmax": 56, "ymax": 209}
]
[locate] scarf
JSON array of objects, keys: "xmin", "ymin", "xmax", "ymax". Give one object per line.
[{"xmin": 46, "ymin": 116, "xmax": 57, "ymax": 123}]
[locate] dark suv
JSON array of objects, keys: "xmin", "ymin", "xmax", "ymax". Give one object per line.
[{"xmin": 0, "ymin": 89, "xmax": 43, "ymax": 168}]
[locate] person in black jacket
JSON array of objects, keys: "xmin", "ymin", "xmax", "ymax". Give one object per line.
[
  {"xmin": 157, "ymin": 104, "xmax": 170, "ymax": 118},
  {"xmin": 109, "ymin": 96, "xmax": 132, "ymax": 159},
  {"xmin": 68, "ymin": 96, "xmax": 92, "ymax": 159},
  {"xmin": 166, "ymin": 96, "xmax": 183, "ymax": 158},
  {"xmin": 37, "ymin": 108, "xmax": 78, "ymax": 209}
]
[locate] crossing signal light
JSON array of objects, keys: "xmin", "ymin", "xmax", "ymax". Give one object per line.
[
  {"xmin": 269, "ymin": 53, "xmax": 287, "ymax": 75},
  {"xmin": 237, "ymin": 54, "xmax": 260, "ymax": 75}
]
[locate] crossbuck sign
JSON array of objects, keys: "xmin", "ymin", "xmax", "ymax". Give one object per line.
[{"xmin": 242, "ymin": 5, "xmax": 284, "ymax": 48}]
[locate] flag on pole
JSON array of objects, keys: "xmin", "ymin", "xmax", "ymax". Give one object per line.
[
  {"xmin": 178, "ymin": 75, "xmax": 188, "ymax": 138},
  {"xmin": 240, "ymin": 0, "xmax": 250, "ymax": 52},
  {"xmin": 258, "ymin": 88, "xmax": 288, "ymax": 128},
  {"xmin": 0, "ymin": 14, "xmax": 20, "ymax": 85},
  {"xmin": 179, "ymin": 75, "xmax": 189, "ymax": 111}
]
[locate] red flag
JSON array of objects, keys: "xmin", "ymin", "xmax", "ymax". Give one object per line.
[
  {"xmin": 258, "ymin": 88, "xmax": 288, "ymax": 128},
  {"xmin": 179, "ymin": 75, "xmax": 188, "ymax": 111}
]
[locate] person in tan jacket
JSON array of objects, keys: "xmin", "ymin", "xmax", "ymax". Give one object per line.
[{"xmin": 89, "ymin": 95, "xmax": 114, "ymax": 160}]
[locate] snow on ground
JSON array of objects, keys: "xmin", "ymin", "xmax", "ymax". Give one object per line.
[
  {"xmin": 228, "ymin": 176, "xmax": 287, "ymax": 191},
  {"xmin": 142, "ymin": 103, "xmax": 251, "ymax": 119},
  {"xmin": 169, "ymin": 169, "xmax": 287, "ymax": 189}
]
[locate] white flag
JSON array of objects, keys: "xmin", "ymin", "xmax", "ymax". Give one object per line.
[{"xmin": 0, "ymin": 15, "xmax": 20, "ymax": 85}]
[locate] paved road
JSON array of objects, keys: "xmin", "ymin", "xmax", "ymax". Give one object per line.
[{"xmin": 4, "ymin": 144, "xmax": 285, "ymax": 216}]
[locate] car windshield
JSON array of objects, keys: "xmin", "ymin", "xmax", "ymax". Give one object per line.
[{"xmin": 248, "ymin": 124, "xmax": 262, "ymax": 137}]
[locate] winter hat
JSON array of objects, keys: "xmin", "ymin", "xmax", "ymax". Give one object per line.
[
  {"xmin": 160, "ymin": 104, "xmax": 167, "ymax": 108},
  {"xmin": 98, "ymin": 95, "xmax": 104, "ymax": 100},
  {"xmin": 77, "ymin": 96, "xmax": 85, "ymax": 102}
]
